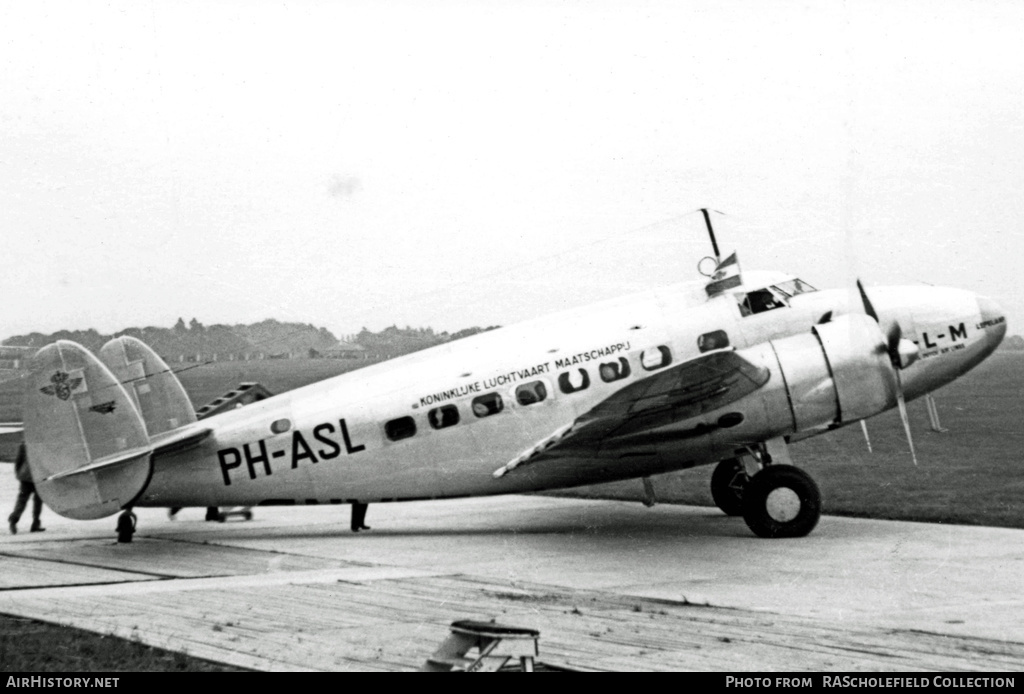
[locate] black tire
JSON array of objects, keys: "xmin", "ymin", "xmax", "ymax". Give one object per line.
[
  {"xmin": 742, "ymin": 465, "xmax": 821, "ymax": 538},
  {"xmin": 710, "ymin": 458, "xmax": 748, "ymax": 516}
]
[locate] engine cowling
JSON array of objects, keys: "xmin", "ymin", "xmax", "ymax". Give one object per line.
[{"xmin": 768, "ymin": 313, "xmax": 899, "ymax": 432}]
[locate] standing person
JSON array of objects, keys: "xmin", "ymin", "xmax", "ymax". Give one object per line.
[
  {"xmin": 8, "ymin": 443, "xmax": 44, "ymax": 534},
  {"xmin": 351, "ymin": 501, "xmax": 370, "ymax": 532}
]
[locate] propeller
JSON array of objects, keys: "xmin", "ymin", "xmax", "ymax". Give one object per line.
[
  {"xmin": 859, "ymin": 419, "xmax": 873, "ymax": 453},
  {"xmin": 857, "ymin": 280, "xmax": 920, "ymax": 466}
]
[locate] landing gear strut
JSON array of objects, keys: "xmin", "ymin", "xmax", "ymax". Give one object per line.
[
  {"xmin": 710, "ymin": 458, "xmax": 749, "ymax": 516},
  {"xmin": 741, "ymin": 465, "xmax": 821, "ymax": 538}
]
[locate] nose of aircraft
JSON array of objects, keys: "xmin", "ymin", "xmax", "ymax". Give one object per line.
[
  {"xmin": 866, "ymin": 286, "xmax": 1005, "ymax": 400},
  {"xmin": 977, "ymin": 294, "xmax": 1007, "ymax": 348}
]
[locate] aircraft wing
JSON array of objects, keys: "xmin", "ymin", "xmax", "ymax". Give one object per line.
[{"xmin": 494, "ymin": 349, "xmax": 770, "ymax": 477}]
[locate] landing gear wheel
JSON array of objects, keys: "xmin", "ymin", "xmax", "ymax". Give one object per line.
[
  {"xmin": 710, "ymin": 458, "xmax": 749, "ymax": 516},
  {"xmin": 742, "ymin": 465, "xmax": 821, "ymax": 538}
]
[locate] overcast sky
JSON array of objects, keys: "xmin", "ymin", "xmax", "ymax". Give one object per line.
[{"xmin": 2, "ymin": 0, "xmax": 1023, "ymax": 343}]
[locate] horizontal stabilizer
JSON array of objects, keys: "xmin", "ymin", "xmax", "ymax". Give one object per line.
[
  {"xmin": 24, "ymin": 341, "xmax": 152, "ymax": 519},
  {"xmin": 150, "ymin": 425, "xmax": 212, "ymax": 458},
  {"xmin": 100, "ymin": 336, "xmax": 197, "ymax": 436},
  {"xmin": 44, "ymin": 446, "xmax": 152, "ymax": 481}
]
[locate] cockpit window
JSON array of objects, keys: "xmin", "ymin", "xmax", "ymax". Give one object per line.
[
  {"xmin": 773, "ymin": 279, "xmax": 817, "ymax": 297},
  {"xmin": 738, "ymin": 287, "xmax": 789, "ymax": 316}
]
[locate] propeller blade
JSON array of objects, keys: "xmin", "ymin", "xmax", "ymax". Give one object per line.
[
  {"xmin": 860, "ymin": 278, "xmax": 918, "ymax": 464},
  {"xmin": 886, "ymin": 321, "xmax": 902, "ymax": 367},
  {"xmin": 857, "ymin": 279, "xmax": 879, "ymax": 322},
  {"xmin": 859, "ymin": 419, "xmax": 873, "ymax": 453},
  {"xmin": 925, "ymin": 393, "xmax": 948, "ymax": 433},
  {"xmin": 860, "ymin": 279, "xmax": 908, "ymax": 370},
  {"xmin": 895, "ymin": 372, "xmax": 918, "ymax": 466}
]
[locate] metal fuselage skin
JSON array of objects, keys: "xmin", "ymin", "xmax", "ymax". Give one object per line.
[{"xmin": 139, "ymin": 280, "xmax": 1006, "ymax": 509}]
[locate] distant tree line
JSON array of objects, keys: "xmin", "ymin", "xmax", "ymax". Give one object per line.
[
  {"xmin": 1000, "ymin": 334, "xmax": 1024, "ymax": 351},
  {"xmin": 352, "ymin": 324, "xmax": 500, "ymax": 358},
  {"xmin": 1, "ymin": 319, "xmax": 501, "ymax": 365}
]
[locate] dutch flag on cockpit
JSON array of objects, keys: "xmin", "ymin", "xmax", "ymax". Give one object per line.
[{"xmin": 705, "ymin": 252, "xmax": 742, "ymax": 296}]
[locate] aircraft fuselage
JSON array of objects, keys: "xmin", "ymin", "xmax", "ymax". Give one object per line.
[{"xmin": 137, "ymin": 280, "xmax": 1006, "ymax": 509}]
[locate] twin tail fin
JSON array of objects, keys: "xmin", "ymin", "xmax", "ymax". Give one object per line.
[{"xmin": 24, "ymin": 337, "xmax": 200, "ymax": 520}]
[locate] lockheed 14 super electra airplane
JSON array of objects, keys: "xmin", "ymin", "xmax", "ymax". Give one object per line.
[{"xmin": 22, "ymin": 216, "xmax": 1006, "ymax": 540}]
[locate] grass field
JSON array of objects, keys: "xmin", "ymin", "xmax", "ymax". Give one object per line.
[
  {"xmin": 0, "ymin": 614, "xmax": 249, "ymax": 672},
  {"xmin": 1, "ymin": 352, "xmax": 1022, "ymax": 528}
]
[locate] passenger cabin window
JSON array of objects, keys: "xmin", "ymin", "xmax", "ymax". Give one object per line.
[
  {"xmin": 428, "ymin": 405, "xmax": 459, "ymax": 429},
  {"xmin": 385, "ymin": 416, "xmax": 416, "ymax": 441},
  {"xmin": 641, "ymin": 346, "xmax": 672, "ymax": 371},
  {"xmin": 558, "ymin": 368, "xmax": 590, "ymax": 394},
  {"xmin": 472, "ymin": 393, "xmax": 504, "ymax": 417},
  {"xmin": 737, "ymin": 287, "xmax": 789, "ymax": 317},
  {"xmin": 515, "ymin": 380, "xmax": 548, "ymax": 406},
  {"xmin": 697, "ymin": 330, "xmax": 730, "ymax": 353},
  {"xmin": 598, "ymin": 358, "xmax": 631, "ymax": 383}
]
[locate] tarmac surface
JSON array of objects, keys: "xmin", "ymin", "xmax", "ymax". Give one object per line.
[{"xmin": 1, "ymin": 470, "xmax": 1023, "ymax": 671}]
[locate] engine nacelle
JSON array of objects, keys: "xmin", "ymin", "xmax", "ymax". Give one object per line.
[{"xmin": 768, "ymin": 314, "xmax": 898, "ymax": 432}]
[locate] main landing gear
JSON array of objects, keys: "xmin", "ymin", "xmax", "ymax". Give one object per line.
[
  {"xmin": 710, "ymin": 441, "xmax": 822, "ymax": 538},
  {"xmin": 710, "ymin": 458, "xmax": 748, "ymax": 516},
  {"xmin": 741, "ymin": 465, "xmax": 820, "ymax": 538}
]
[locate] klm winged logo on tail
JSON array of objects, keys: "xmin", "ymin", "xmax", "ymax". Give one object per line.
[
  {"xmin": 19, "ymin": 212, "xmax": 1007, "ymax": 540},
  {"xmin": 39, "ymin": 371, "xmax": 83, "ymax": 401}
]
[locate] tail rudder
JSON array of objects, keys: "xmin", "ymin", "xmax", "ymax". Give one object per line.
[
  {"xmin": 24, "ymin": 341, "xmax": 151, "ymax": 519},
  {"xmin": 99, "ymin": 336, "xmax": 197, "ymax": 436}
]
